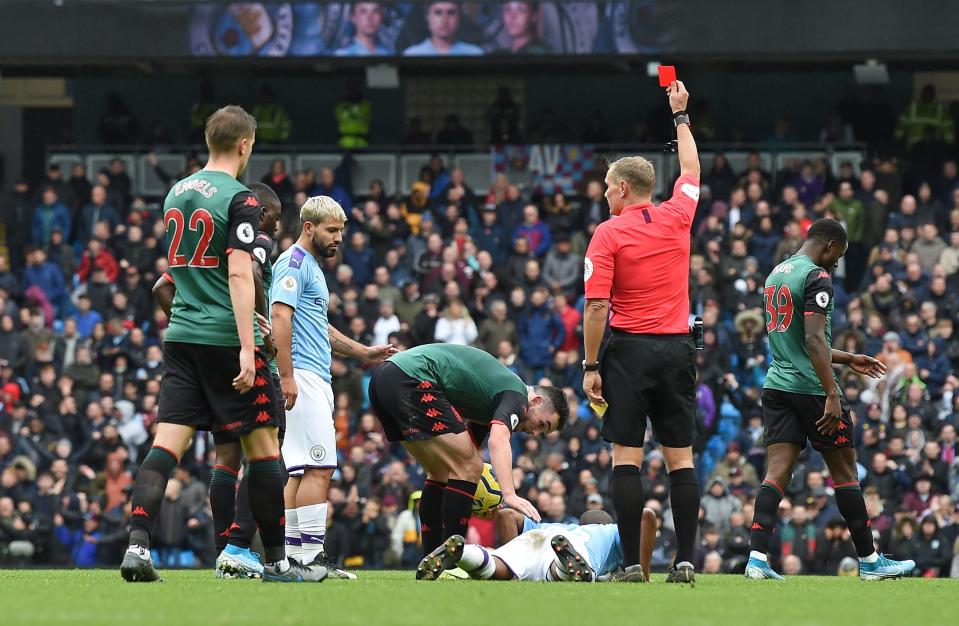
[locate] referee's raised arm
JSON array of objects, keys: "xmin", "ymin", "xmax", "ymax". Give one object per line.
[{"xmin": 581, "ymin": 80, "xmax": 701, "ymax": 584}]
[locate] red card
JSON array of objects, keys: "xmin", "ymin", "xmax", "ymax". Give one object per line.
[{"xmin": 658, "ymin": 65, "xmax": 677, "ymax": 88}]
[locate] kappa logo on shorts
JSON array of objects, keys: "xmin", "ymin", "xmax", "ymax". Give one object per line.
[
  {"xmin": 834, "ymin": 435, "xmax": 850, "ymax": 445},
  {"xmin": 254, "ymin": 376, "xmax": 268, "ymax": 387},
  {"xmin": 431, "ymin": 422, "xmax": 448, "ymax": 433},
  {"xmin": 425, "ymin": 407, "xmax": 441, "ymax": 418},
  {"xmin": 255, "ymin": 411, "xmax": 270, "ymax": 423},
  {"xmin": 253, "ymin": 394, "xmax": 270, "ymax": 405},
  {"xmin": 420, "ymin": 393, "xmax": 436, "ymax": 403},
  {"xmin": 417, "ymin": 380, "xmax": 433, "ymax": 389},
  {"xmin": 310, "ymin": 445, "xmax": 327, "ymax": 462}
]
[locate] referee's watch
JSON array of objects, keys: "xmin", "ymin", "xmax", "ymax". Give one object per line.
[{"xmin": 582, "ymin": 360, "xmax": 600, "ymax": 372}]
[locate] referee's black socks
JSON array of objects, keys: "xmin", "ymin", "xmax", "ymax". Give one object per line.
[
  {"xmin": 128, "ymin": 446, "xmax": 179, "ymax": 549},
  {"xmin": 611, "ymin": 464, "xmax": 644, "ymax": 566},
  {"xmin": 668, "ymin": 468, "xmax": 700, "ymax": 565}
]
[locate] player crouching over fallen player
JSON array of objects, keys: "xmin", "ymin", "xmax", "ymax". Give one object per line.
[
  {"xmin": 368, "ymin": 344, "xmax": 567, "ymax": 572},
  {"xmin": 418, "ymin": 508, "xmax": 656, "ymax": 582}
]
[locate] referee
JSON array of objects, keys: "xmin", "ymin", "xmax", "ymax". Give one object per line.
[{"xmin": 582, "ymin": 80, "xmax": 701, "ymax": 584}]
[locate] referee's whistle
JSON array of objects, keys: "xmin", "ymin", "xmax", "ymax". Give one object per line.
[{"xmin": 589, "ymin": 401, "xmax": 608, "ymax": 417}]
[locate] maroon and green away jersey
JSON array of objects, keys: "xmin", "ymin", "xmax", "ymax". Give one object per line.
[
  {"xmin": 388, "ymin": 344, "xmax": 529, "ymax": 431},
  {"xmin": 763, "ymin": 253, "xmax": 837, "ymax": 396},
  {"xmin": 163, "ymin": 170, "xmax": 262, "ymax": 347}
]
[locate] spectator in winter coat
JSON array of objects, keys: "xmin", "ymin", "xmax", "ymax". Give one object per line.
[
  {"xmin": 22, "ymin": 248, "xmax": 65, "ymax": 313},
  {"xmin": 77, "ymin": 239, "xmax": 119, "ymax": 285},
  {"xmin": 31, "ymin": 188, "xmax": 71, "ymax": 248},
  {"xmin": 542, "ymin": 233, "xmax": 581, "ymax": 295},
  {"xmin": 701, "ymin": 477, "xmax": 742, "ymax": 536},
  {"xmin": 76, "ymin": 186, "xmax": 121, "ymax": 245},
  {"xmin": 517, "ymin": 286, "xmax": 565, "ymax": 378},
  {"xmin": 477, "ymin": 299, "xmax": 517, "ymax": 355},
  {"xmin": 433, "ymin": 300, "xmax": 478, "ymax": 346},
  {"xmin": 512, "ymin": 205, "xmax": 552, "ymax": 257},
  {"xmin": 343, "ymin": 231, "xmax": 375, "ymax": 286},
  {"xmin": 471, "ymin": 205, "xmax": 508, "ymax": 264}
]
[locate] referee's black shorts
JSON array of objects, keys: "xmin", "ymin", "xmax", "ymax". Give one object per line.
[{"xmin": 600, "ymin": 330, "xmax": 696, "ymax": 448}]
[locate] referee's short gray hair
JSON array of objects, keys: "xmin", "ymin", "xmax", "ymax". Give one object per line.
[
  {"xmin": 608, "ymin": 156, "xmax": 656, "ymax": 197},
  {"xmin": 300, "ymin": 195, "xmax": 347, "ymax": 225}
]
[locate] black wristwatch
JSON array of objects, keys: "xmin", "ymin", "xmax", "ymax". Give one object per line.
[
  {"xmin": 582, "ymin": 360, "xmax": 600, "ymax": 372},
  {"xmin": 672, "ymin": 110, "xmax": 691, "ymax": 128}
]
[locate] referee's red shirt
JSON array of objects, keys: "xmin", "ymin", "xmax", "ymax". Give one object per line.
[{"xmin": 584, "ymin": 173, "xmax": 700, "ymax": 334}]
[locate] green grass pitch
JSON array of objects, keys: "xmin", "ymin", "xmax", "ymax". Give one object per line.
[{"xmin": 1, "ymin": 569, "xmax": 955, "ymax": 626}]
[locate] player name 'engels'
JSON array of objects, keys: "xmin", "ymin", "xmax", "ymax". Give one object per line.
[{"xmin": 174, "ymin": 177, "xmax": 218, "ymax": 198}]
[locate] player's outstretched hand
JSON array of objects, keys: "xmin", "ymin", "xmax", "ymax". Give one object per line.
[
  {"xmin": 365, "ymin": 344, "xmax": 399, "ymax": 364},
  {"xmin": 504, "ymin": 493, "xmax": 541, "ymax": 522},
  {"xmin": 849, "ymin": 354, "xmax": 887, "ymax": 379},
  {"xmin": 233, "ymin": 347, "xmax": 256, "ymax": 393},
  {"xmin": 816, "ymin": 393, "xmax": 842, "ymax": 436},
  {"xmin": 281, "ymin": 374, "xmax": 298, "ymax": 410}
]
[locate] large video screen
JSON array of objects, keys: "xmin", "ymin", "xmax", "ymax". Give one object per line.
[{"xmin": 188, "ymin": 2, "xmax": 675, "ymax": 57}]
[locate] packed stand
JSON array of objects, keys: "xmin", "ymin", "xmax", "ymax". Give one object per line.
[{"xmin": 1, "ymin": 86, "xmax": 959, "ymax": 576}]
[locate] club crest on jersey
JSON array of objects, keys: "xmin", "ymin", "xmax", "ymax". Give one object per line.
[
  {"xmin": 254, "ymin": 247, "xmax": 267, "ymax": 264},
  {"xmin": 816, "ymin": 291, "xmax": 830, "ymax": 308},
  {"xmin": 236, "ymin": 222, "xmax": 255, "ymax": 244},
  {"xmin": 282, "ymin": 276, "xmax": 297, "ymax": 292},
  {"xmin": 310, "ymin": 445, "xmax": 326, "ymax": 462},
  {"xmin": 584, "ymin": 257, "xmax": 593, "ymax": 282}
]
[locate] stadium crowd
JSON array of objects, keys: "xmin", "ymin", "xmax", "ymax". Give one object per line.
[{"xmin": 2, "ymin": 84, "xmax": 959, "ymax": 577}]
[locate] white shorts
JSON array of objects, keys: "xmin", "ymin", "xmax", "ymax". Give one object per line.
[
  {"xmin": 281, "ymin": 369, "xmax": 336, "ymax": 477},
  {"xmin": 492, "ymin": 528, "xmax": 594, "ymax": 581}
]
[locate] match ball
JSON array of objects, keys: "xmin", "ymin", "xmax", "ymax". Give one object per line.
[{"xmin": 472, "ymin": 463, "xmax": 503, "ymax": 514}]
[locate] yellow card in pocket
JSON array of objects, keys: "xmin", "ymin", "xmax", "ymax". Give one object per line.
[{"xmin": 590, "ymin": 401, "xmax": 608, "ymax": 417}]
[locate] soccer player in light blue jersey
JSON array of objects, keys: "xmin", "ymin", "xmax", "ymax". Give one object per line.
[
  {"xmin": 418, "ymin": 509, "xmax": 627, "ymax": 582},
  {"xmin": 271, "ymin": 196, "xmax": 395, "ymax": 579}
]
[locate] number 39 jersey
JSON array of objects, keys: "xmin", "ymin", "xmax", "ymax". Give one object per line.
[
  {"xmin": 163, "ymin": 170, "xmax": 262, "ymax": 347},
  {"xmin": 763, "ymin": 253, "xmax": 836, "ymax": 396}
]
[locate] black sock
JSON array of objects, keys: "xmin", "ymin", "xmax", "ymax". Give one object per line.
[
  {"xmin": 246, "ymin": 456, "xmax": 286, "ymax": 563},
  {"xmin": 210, "ymin": 464, "xmax": 239, "ymax": 553},
  {"xmin": 834, "ymin": 482, "xmax": 875, "ymax": 557},
  {"xmin": 442, "ymin": 479, "xmax": 477, "ymax": 541},
  {"xmin": 229, "ymin": 471, "xmax": 256, "ymax": 550},
  {"xmin": 611, "ymin": 464, "xmax": 644, "ymax": 567},
  {"xmin": 128, "ymin": 446, "xmax": 179, "ymax": 549},
  {"xmin": 420, "ymin": 479, "xmax": 446, "ymax": 557},
  {"xmin": 668, "ymin": 468, "xmax": 700, "ymax": 565},
  {"xmin": 749, "ymin": 480, "xmax": 785, "ymax": 555}
]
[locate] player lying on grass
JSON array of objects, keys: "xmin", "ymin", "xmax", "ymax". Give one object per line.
[
  {"xmin": 153, "ymin": 182, "xmax": 282, "ymax": 580},
  {"xmin": 746, "ymin": 218, "xmax": 915, "ymax": 581},
  {"xmin": 368, "ymin": 344, "xmax": 568, "ymax": 568},
  {"xmin": 418, "ymin": 508, "xmax": 656, "ymax": 582}
]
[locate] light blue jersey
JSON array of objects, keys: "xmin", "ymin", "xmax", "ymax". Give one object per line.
[
  {"xmin": 403, "ymin": 39, "xmax": 483, "ymax": 56},
  {"xmin": 522, "ymin": 518, "xmax": 622, "ymax": 576},
  {"xmin": 270, "ymin": 243, "xmax": 332, "ymax": 382}
]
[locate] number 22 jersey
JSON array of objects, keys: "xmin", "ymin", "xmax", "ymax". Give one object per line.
[
  {"xmin": 763, "ymin": 253, "xmax": 836, "ymax": 396},
  {"xmin": 162, "ymin": 170, "xmax": 262, "ymax": 347}
]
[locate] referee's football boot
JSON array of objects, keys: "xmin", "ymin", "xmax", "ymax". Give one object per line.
[
  {"xmin": 597, "ymin": 564, "xmax": 645, "ymax": 583},
  {"xmin": 744, "ymin": 556, "xmax": 785, "ymax": 580},
  {"xmin": 550, "ymin": 535, "xmax": 595, "ymax": 582},
  {"xmin": 665, "ymin": 561, "xmax": 696, "ymax": 585},
  {"xmin": 262, "ymin": 557, "xmax": 328, "ymax": 583},
  {"xmin": 416, "ymin": 534, "xmax": 465, "ymax": 581},
  {"xmin": 216, "ymin": 545, "xmax": 264, "ymax": 579},
  {"xmin": 310, "ymin": 551, "xmax": 358, "ymax": 580},
  {"xmin": 859, "ymin": 554, "xmax": 916, "ymax": 581},
  {"xmin": 120, "ymin": 545, "xmax": 163, "ymax": 583}
]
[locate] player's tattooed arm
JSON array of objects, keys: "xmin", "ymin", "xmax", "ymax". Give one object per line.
[{"xmin": 328, "ymin": 324, "xmax": 397, "ymax": 363}]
